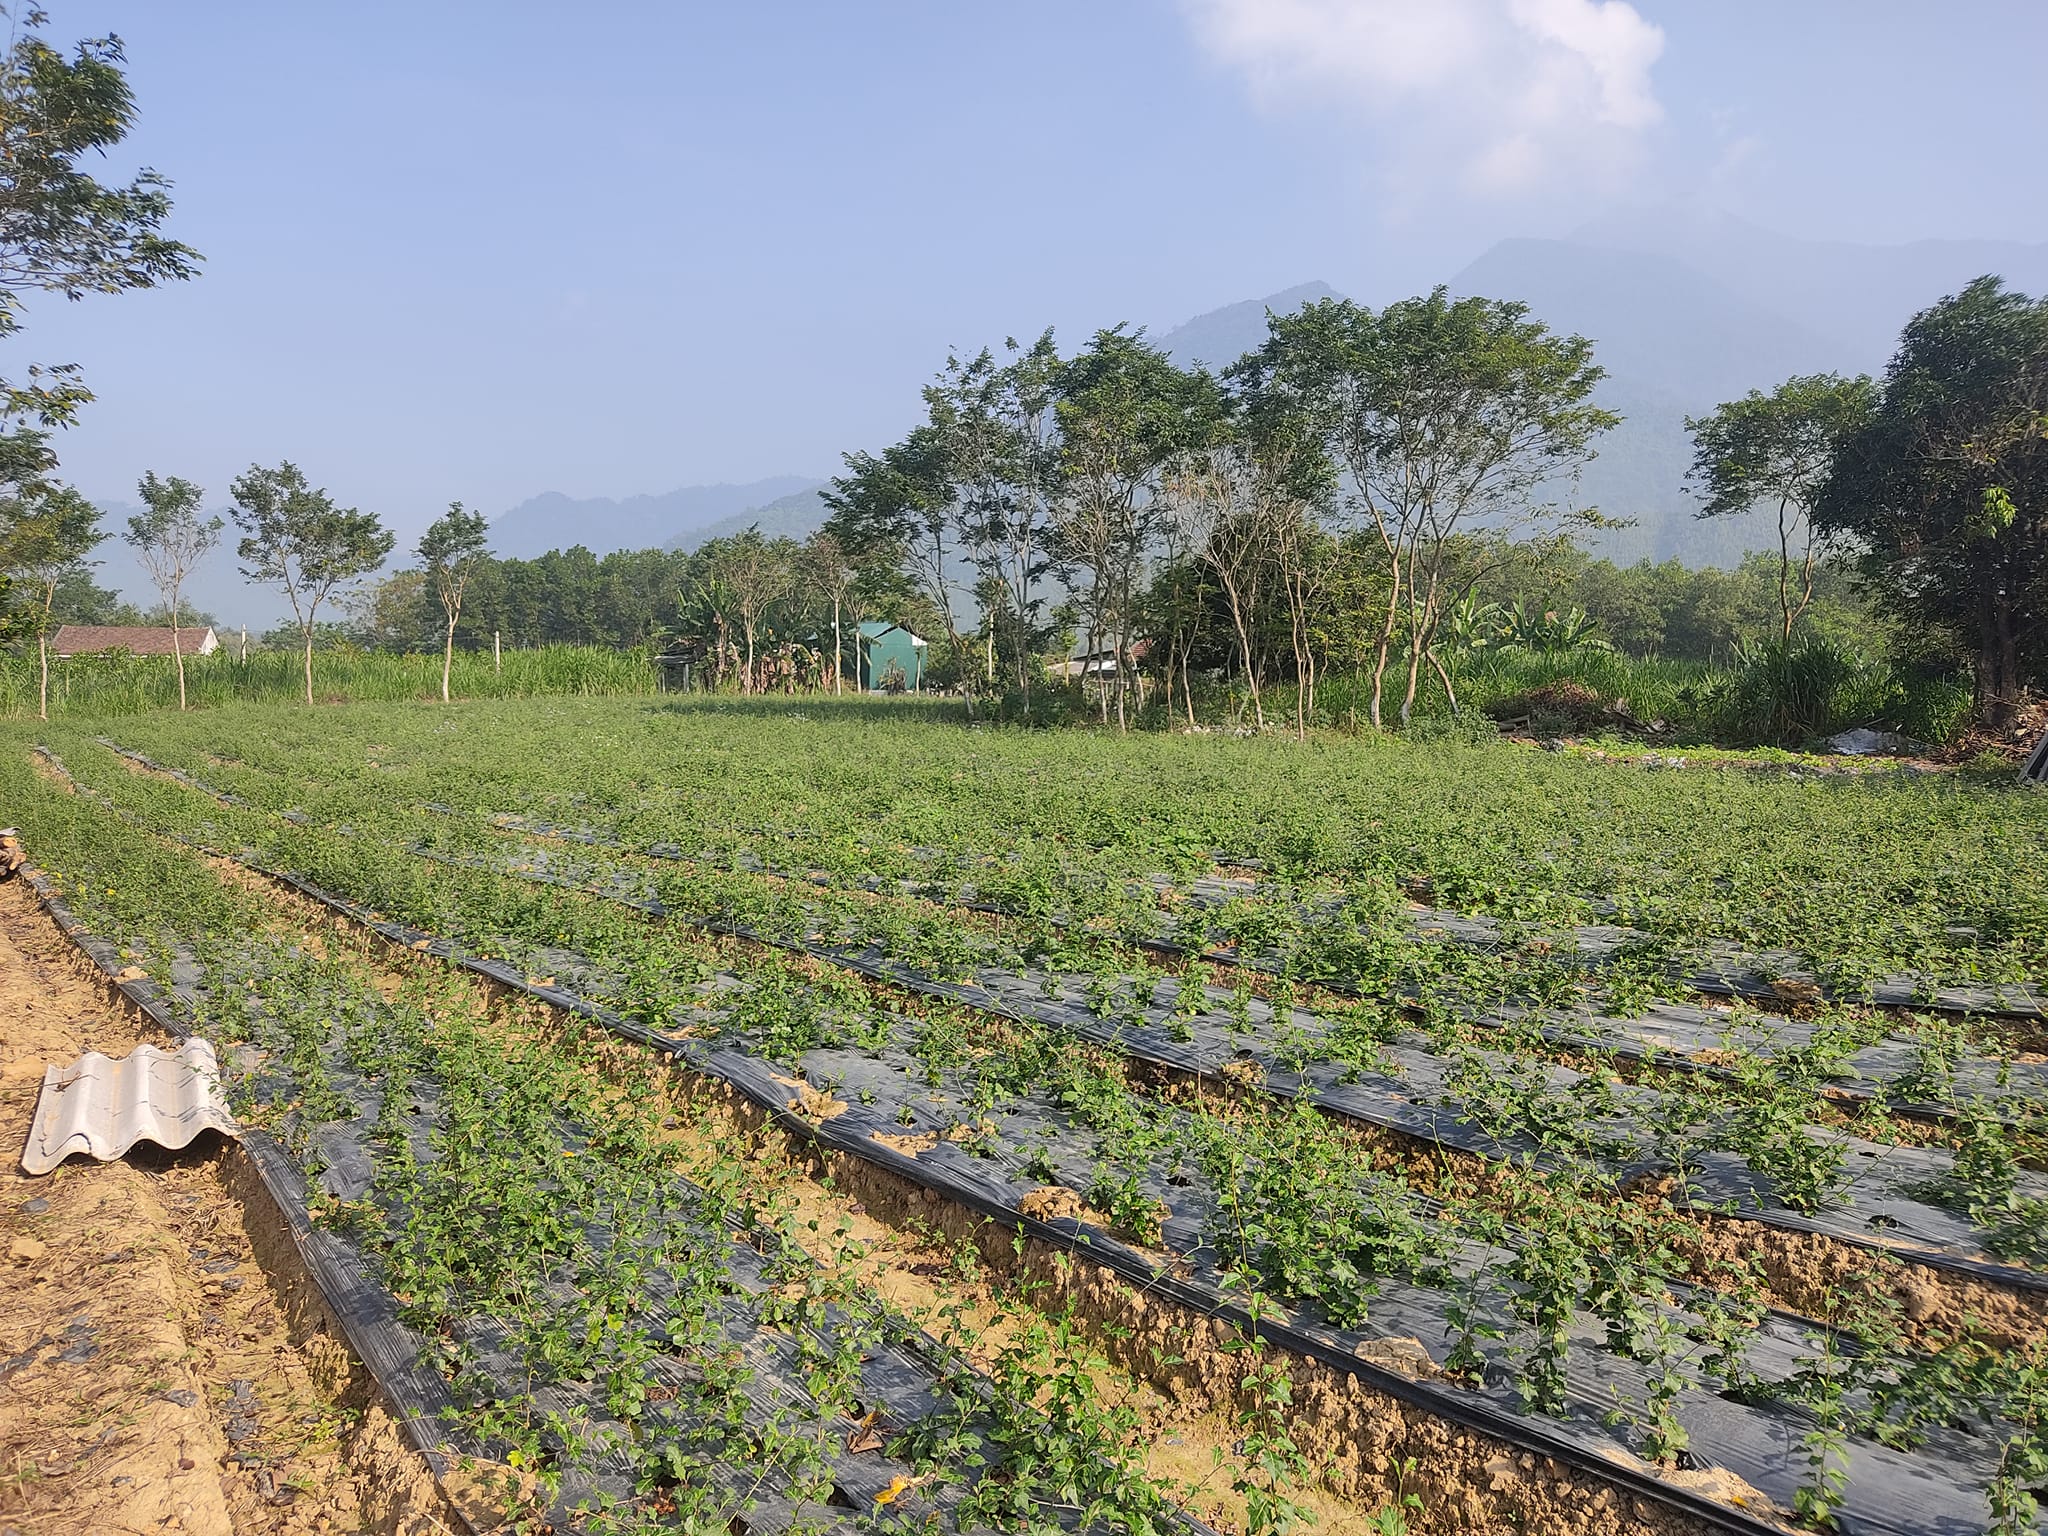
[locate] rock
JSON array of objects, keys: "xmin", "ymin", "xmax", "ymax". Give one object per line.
[{"xmin": 8, "ymin": 1236, "xmax": 46, "ymax": 1264}]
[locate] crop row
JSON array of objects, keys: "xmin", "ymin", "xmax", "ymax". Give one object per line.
[
  {"xmin": 76, "ymin": 734, "xmax": 2048, "ymax": 1277},
  {"xmin": 6, "ymin": 751, "xmax": 1290, "ymax": 1535},
  {"xmin": 77, "ymin": 698, "xmax": 2048, "ymax": 995},
  {"xmin": 33, "ymin": 733, "xmax": 2048, "ymax": 1533}
]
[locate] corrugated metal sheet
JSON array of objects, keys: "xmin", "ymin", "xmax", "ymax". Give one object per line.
[{"xmin": 20, "ymin": 1038, "xmax": 241, "ymax": 1176}]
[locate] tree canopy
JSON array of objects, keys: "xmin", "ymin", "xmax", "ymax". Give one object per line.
[
  {"xmin": 231, "ymin": 461, "xmax": 394, "ymax": 704},
  {"xmin": 1815, "ymin": 276, "xmax": 2048, "ymax": 716},
  {"xmin": 1688, "ymin": 374, "xmax": 1877, "ymax": 642}
]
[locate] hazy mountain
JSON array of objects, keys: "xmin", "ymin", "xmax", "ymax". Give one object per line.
[
  {"xmin": 490, "ymin": 475, "xmax": 823, "ymax": 560},
  {"xmin": 1569, "ymin": 205, "xmax": 2048, "ymax": 369},
  {"xmin": 74, "ymin": 214, "xmax": 2048, "ymax": 627},
  {"xmin": 665, "ymin": 487, "xmax": 834, "ymax": 552},
  {"xmin": 1157, "ymin": 281, "xmax": 1342, "ymax": 370}
]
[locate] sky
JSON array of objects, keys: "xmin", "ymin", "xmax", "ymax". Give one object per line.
[{"xmin": 18, "ymin": 0, "xmax": 2048, "ymax": 543}]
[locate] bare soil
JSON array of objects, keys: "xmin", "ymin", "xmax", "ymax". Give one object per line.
[{"xmin": 0, "ymin": 876, "xmax": 455, "ymax": 1536}]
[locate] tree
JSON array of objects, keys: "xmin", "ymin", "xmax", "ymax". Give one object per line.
[
  {"xmin": 229, "ymin": 462, "xmax": 393, "ymax": 704},
  {"xmin": 824, "ymin": 427, "xmax": 973, "ymax": 706},
  {"xmin": 0, "ymin": 11, "xmax": 196, "ymax": 706},
  {"xmin": 124, "ymin": 472, "xmax": 220, "ymax": 710},
  {"xmin": 1244, "ymin": 291, "xmax": 1615, "ymax": 727},
  {"xmin": 1687, "ymin": 374, "xmax": 1877, "ymax": 642},
  {"xmin": 1052, "ymin": 328, "xmax": 1206, "ymax": 728},
  {"xmin": 692, "ymin": 527, "xmax": 797, "ymax": 692},
  {"xmin": 0, "ymin": 482, "xmax": 98, "ymax": 718},
  {"xmin": 949, "ymin": 334, "xmax": 1061, "ymax": 705},
  {"xmin": 0, "ymin": 13, "xmax": 199, "ymax": 465},
  {"xmin": 800, "ymin": 530, "xmax": 875, "ymax": 694},
  {"xmin": 1816, "ymin": 276, "xmax": 2048, "ymax": 719},
  {"xmin": 417, "ymin": 502, "xmax": 490, "ymax": 702}
]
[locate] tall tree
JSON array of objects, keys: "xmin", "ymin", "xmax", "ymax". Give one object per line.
[
  {"xmin": 1157, "ymin": 388, "xmax": 1329, "ymax": 730},
  {"xmin": 1244, "ymin": 291, "xmax": 1615, "ymax": 727},
  {"xmin": 0, "ymin": 482, "xmax": 98, "ymax": 718},
  {"xmin": 945, "ymin": 334, "xmax": 1061, "ymax": 703},
  {"xmin": 824, "ymin": 427, "xmax": 971, "ymax": 705},
  {"xmin": 1052, "ymin": 328, "xmax": 1205, "ymax": 728},
  {"xmin": 417, "ymin": 502, "xmax": 490, "ymax": 702},
  {"xmin": 1816, "ymin": 276, "xmax": 2048, "ymax": 719},
  {"xmin": 1687, "ymin": 374, "xmax": 1878, "ymax": 642},
  {"xmin": 0, "ymin": 12, "xmax": 198, "ymax": 458},
  {"xmin": 801, "ymin": 530, "xmax": 867, "ymax": 694},
  {"xmin": 229, "ymin": 462, "xmax": 393, "ymax": 705},
  {"xmin": 0, "ymin": 10, "xmax": 196, "ymax": 698},
  {"xmin": 124, "ymin": 472, "xmax": 220, "ymax": 710}
]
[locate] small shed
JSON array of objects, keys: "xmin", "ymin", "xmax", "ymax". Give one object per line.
[
  {"xmin": 52, "ymin": 625, "xmax": 219, "ymax": 659},
  {"xmin": 856, "ymin": 621, "xmax": 926, "ymax": 692}
]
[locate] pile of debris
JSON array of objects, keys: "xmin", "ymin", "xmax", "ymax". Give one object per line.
[{"xmin": 1485, "ymin": 680, "xmax": 1661, "ymax": 735}]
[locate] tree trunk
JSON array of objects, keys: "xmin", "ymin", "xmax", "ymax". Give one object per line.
[
  {"xmin": 302, "ymin": 630, "xmax": 315, "ymax": 706},
  {"xmin": 172, "ymin": 606, "xmax": 187, "ymax": 711},
  {"xmin": 1778, "ymin": 496, "xmax": 1796, "ymax": 643},
  {"xmin": 1427, "ymin": 647, "xmax": 1459, "ymax": 715},
  {"xmin": 1221, "ymin": 580, "xmax": 1262, "ymax": 728},
  {"xmin": 442, "ymin": 612, "xmax": 457, "ymax": 703},
  {"xmin": 37, "ymin": 632, "xmax": 49, "ymax": 722},
  {"xmin": 1370, "ymin": 558, "xmax": 1402, "ymax": 731},
  {"xmin": 832, "ymin": 596, "xmax": 842, "ymax": 696}
]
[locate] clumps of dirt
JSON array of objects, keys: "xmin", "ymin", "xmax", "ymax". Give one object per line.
[
  {"xmin": 1017, "ymin": 1185, "xmax": 1085, "ymax": 1223},
  {"xmin": 1632, "ymin": 1181, "xmax": 2048, "ymax": 1352},
  {"xmin": 772, "ymin": 1073, "xmax": 847, "ymax": 1121},
  {"xmin": 1485, "ymin": 680, "xmax": 1651, "ymax": 735},
  {"xmin": 0, "ymin": 866, "xmax": 469, "ymax": 1536},
  {"xmin": 827, "ymin": 1152, "xmax": 1728, "ymax": 1536},
  {"xmin": 870, "ymin": 1130, "xmax": 942, "ymax": 1156}
]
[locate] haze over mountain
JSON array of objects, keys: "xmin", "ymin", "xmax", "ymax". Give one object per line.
[
  {"xmin": 488, "ymin": 475, "xmax": 823, "ymax": 561},
  {"xmin": 81, "ymin": 210, "xmax": 2048, "ymax": 625},
  {"xmin": 1160, "ymin": 212, "xmax": 2048, "ymax": 566}
]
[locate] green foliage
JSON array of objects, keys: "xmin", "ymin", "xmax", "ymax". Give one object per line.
[
  {"xmin": 1816, "ymin": 276, "xmax": 2048, "ymax": 713},
  {"xmin": 230, "ymin": 461, "xmax": 395, "ymax": 704},
  {"xmin": 1686, "ymin": 373, "xmax": 1878, "ymax": 644}
]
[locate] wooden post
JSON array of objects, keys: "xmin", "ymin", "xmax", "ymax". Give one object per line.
[{"xmin": 493, "ymin": 630, "xmax": 501, "ymax": 675}]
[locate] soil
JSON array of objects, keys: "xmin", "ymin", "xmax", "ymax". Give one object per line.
[
  {"xmin": 1945, "ymin": 692, "xmax": 2048, "ymax": 765},
  {"xmin": 0, "ymin": 876, "xmax": 457, "ymax": 1536}
]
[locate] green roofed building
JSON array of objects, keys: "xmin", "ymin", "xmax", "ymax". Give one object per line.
[{"xmin": 856, "ymin": 621, "xmax": 926, "ymax": 693}]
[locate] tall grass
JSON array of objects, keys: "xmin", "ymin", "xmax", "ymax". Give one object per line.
[{"xmin": 0, "ymin": 645, "xmax": 657, "ymax": 719}]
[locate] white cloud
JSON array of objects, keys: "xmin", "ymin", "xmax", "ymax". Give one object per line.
[{"xmin": 1180, "ymin": 0, "xmax": 1666, "ymax": 199}]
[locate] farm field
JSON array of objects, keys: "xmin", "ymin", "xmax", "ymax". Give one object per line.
[{"xmin": 5, "ymin": 695, "xmax": 2047, "ymax": 1536}]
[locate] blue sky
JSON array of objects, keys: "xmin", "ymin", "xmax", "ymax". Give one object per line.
[{"xmin": 21, "ymin": 0, "xmax": 2048, "ymax": 538}]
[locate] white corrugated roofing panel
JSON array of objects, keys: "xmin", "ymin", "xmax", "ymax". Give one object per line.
[{"xmin": 20, "ymin": 1038, "xmax": 241, "ymax": 1175}]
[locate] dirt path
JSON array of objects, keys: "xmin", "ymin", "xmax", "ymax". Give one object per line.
[{"xmin": 0, "ymin": 876, "xmax": 449, "ymax": 1536}]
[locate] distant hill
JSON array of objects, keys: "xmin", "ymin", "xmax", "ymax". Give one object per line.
[
  {"xmin": 665, "ymin": 487, "xmax": 834, "ymax": 552},
  {"xmin": 1449, "ymin": 216, "xmax": 2048, "ymax": 565},
  {"xmin": 489, "ymin": 475, "xmax": 823, "ymax": 560},
  {"xmin": 1146, "ymin": 222, "xmax": 2048, "ymax": 568},
  {"xmin": 1568, "ymin": 206, "xmax": 2048, "ymax": 369},
  {"xmin": 1156, "ymin": 281, "xmax": 1342, "ymax": 371}
]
